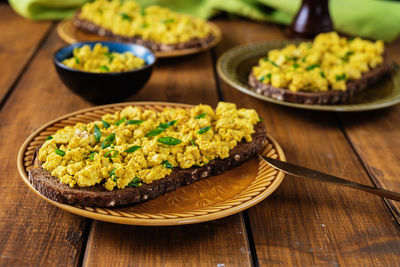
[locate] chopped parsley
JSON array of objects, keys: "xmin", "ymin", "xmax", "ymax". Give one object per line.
[
  {"xmin": 320, "ymin": 71, "xmax": 326, "ymax": 78},
  {"xmin": 124, "ymin": 146, "xmax": 141, "ymax": 153},
  {"xmin": 197, "ymin": 126, "xmax": 211, "ymax": 134},
  {"xmin": 140, "ymin": 7, "xmax": 146, "ymax": 16},
  {"xmin": 293, "ymin": 63, "xmax": 300, "ymax": 69},
  {"xmin": 162, "ymin": 160, "xmax": 173, "ymax": 169},
  {"xmin": 94, "ymin": 124, "xmax": 101, "ymax": 143},
  {"xmin": 55, "ymin": 148, "xmax": 65, "ymax": 156},
  {"xmin": 157, "ymin": 137, "xmax": 182, "ymax": 145},
  {"xmin": 195, "ymin": 113, "xmax": 207, "ymax": 119},
  {"xmin": 45, "ymin": 136, "xmax": 53, "ymax": 141}
]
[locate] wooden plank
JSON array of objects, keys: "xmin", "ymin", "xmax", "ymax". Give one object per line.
[
  {"xmin": 340, "ymin": 39, "xmax": 400, "ymax": 220},
  {"xmin": 213, "ymin": 19, "xmax": 400, "ymax": 266},
  {"xmin": 0, "ymin": 4, "xmax": 52, "ymax": 104},
  {"xmin": 0, "ymin": 29, "xmax": 91, "ymax": 266},
  {"xmin": 83, "ymin": 45, "xmax": 252, "ymax": 267}
]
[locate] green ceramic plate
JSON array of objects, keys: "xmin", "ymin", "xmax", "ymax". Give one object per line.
[{"xmin": 217, "ymin": 41, "xmax": 400, "ymax": 112}]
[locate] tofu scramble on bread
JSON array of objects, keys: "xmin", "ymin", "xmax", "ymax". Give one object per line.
[
  {"xmin": 251, "ymin": 32, "xmax": 384, "ymax": 92},
  {"xmin": 62, "ymin": 43, "xmax": 145, "ymax": 73},
  {"xmin": 78, "ymin": 0, "xmax": 212, "ymax": 45},
  {"xmin": 38, "ymin": 103, "xmax": 261, "ymax": 191}
]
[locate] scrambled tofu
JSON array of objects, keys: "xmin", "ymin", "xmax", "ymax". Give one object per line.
[
  {"xmin": 79, "ymin": 0, "xmax": 212, "ymax": 44},
  {"xmin": 38, "ymin": 103, "xmax": 260, "ymax": 191},
  {"xmin": 252, "ymin": 32, "xmax": 384, "ymax": 92},
  {"xmin": 62, "ymin": 43, "xmax": 145, "ymax": 73}
]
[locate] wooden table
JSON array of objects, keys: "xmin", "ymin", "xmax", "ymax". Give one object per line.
[{"xmin": 1, "ymin": 4, "xmax": 400, "ymax": 266}]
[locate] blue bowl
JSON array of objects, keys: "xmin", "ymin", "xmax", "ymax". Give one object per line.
[{"xmin": 54, "ymin": 41, "xmax": 156, "ymax": 104}]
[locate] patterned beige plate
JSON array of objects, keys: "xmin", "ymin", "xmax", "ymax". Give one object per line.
[
  {"xmin": 217, "ymin": 41, "xmax": 400, "ymax": 112},
  {"xmin": 57, "ymin": 19, "xmax": 222, "ymax": 58},
  {"xmin": 17, "ymin": 102, "xmax": 285, "ymax": 226}
]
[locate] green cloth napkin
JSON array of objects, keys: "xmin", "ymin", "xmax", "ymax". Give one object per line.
[{"xmin": 9, "ymin": 0, "xmax": 400, "ymax": 42}]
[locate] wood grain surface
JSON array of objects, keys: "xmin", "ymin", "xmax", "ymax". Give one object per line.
[
  {"xmin": 0, "ymin": 5, "xmax": 52, "ymax": 104},
  {"xmin": 1, "ymin": 3, "xmax": 400, "ymax": 266},
  {"xmin": 213, "ymin": 19, "xmax": 400, "ymax": 266}
]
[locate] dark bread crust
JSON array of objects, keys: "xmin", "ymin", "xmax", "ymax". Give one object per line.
[
  {"xmin": 28, "ymin": 123, "xmax": 267, "ymax": 207},
  {"xmin": 248, "ymin": 58, "xmax": 392, "ymax": 105},
  {"xmin": 73, "ymin": 11, "xmax": 215, "ymax": 52}
]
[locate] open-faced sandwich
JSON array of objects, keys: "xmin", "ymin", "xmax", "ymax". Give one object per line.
[
  {"xmin": 73, "ymin": 0, "xmax": 215, "ymax": 52},
  {"xmin": 249, "ymin": 32, "xmax": 391, "ymax": 104},
  {"xmin": 28, "ymin": 102, "xmax": 266, "ymax": 207}
]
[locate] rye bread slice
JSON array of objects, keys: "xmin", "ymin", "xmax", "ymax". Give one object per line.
[
  {"xmin": 73, "ymin": 11, "xmax": 215, "ymax": 52},
  {"xmin": 248, "ymin": 58, "xmax": 392, "ymax": 105},
  {"xmin": 27, "ymin": 122, "xmax": 267, "ymax": 207}
]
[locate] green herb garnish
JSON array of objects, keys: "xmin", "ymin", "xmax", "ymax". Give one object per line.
[
  {"xmin": 190, "ymin": 139, "xmax": 196, "ymax": 146},
  {"xmin": 74, "ymin": 56, "xmax": 80, "ymax": 64},
  {"xmin": 336, "ymin": 74, "xmax": 347, "ymax": 81},
  {"xmin": 285, "ymin": 56, "xmax": 297, "ymax": 61},
  {"xmin": 141, "ymin": 23, "xmax": 149, "ymax": 29},
  {"xmin": 100, "ymin": 65, "xmax": 110, "ymax": 71},
  {"xmin": 157, "ymin": 137, "xmax": 182, "ymax": 145},
  {"xmin": 306, "ymin": 64, "xmax": 320, "ymax": 71},
  {"xmin": 120, "ymin": 12, "xmax": 132, "ymax": 21},
  {"xmin": 197, "ymin": 126, "xmax": 211, "ymax": 134},
  {"xmin": 341, "ymin": 51, "xmax": 354, "ymax": 62},
  {"xmin": 140, "ymin": 7, "xmax": 146, "ymax": 16},
  {"xmin": 259, "ymin": 76, "xmax": 265, "ymax": 82},
  {"xmin": 259, "ymin": 117, "xmax": 264, "ymax": 122},
  {"xmin": 146, "ymin": 120, "xmax": 177, "ymax": 137},
  {"xmin": 104, "ymin": 52, "xmax": 114, "ymax": 63},
  {"xmin": 293, "ymin": 63, "xmax": 300, "ymax": 69},
  {"xmin": 195, "ymin": 113, "xmax": 207, "ymax": 119},
  {"xmin": 109, "ymin": 168, "xmax": 117, "ymax": 182},
  {"xmin": 320, "ymin": 71, "xmax": 326, "ymax": 78},
  {"xmin": 162, "ymin": 18, "xmax": 175, "ymax": 24},
  {"xmin": 266, "ymin": 73, "xmax": 272, "ymax": 79},
  {"xmin": 45, "ymin": 136, "xmax": 53, "ymax": 141},
  {"xmin": 104, "ymin": 150, "xmax": 119, "ymax": 159},
  {"xmin": 89, "ymin": 151, "xmax": 98, "ymax": 160},
  {"xmin": 102, "ymin": 120, "xmax": 110, "ymax": 128},
  {"xmin": 162, "ymin": 160, "xmax": 173, "ymax": 169},
  {"xmin": 55, "ymin": 148, "xmax": 65, "ymax": 156},
  {"xmin": 124, "ymin": 146, "xmax": 141, "ymax": 153},
  {"xmin": 94, "ymin": 124, "xmax": 101, "ymax": 142},
  {"xmin": 263, "ymin": 58, "xmax": 280, "ymax": 68},
  {"xmin": 115, "ymin": 117, "xmax": 126, "ymax": 126},
  {"xmin": 128, "ymin": 177, "xmax": 141, "ymax": 187},
  {"xmin": 126, "ymin": 120, "xmax": 144, "ymax": 125},
  {"xmin": 101, "ymin": 133, "xmax": 115, "ymax": 149}
]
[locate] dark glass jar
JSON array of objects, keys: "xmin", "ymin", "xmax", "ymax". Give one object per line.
[{"xmin": 289, "ymin": 0, "xmax": 334, "ymax": 38}]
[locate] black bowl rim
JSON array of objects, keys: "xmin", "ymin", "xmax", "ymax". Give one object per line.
[{"xmin": 53, "ymin": 41, "xmax": 156, "ymax": 76}]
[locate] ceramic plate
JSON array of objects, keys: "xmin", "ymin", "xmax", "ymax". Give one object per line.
[
  {"xmin": 57, "ymin": 19, "xmax": 221, "ymax": 58},
  {"xmin": 217, "ymin": 41, "xmax": 400, "ymax": 112},
  {"xmin": 17, "ymin": 102, "xmax": 285, "ymax": 226}
]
